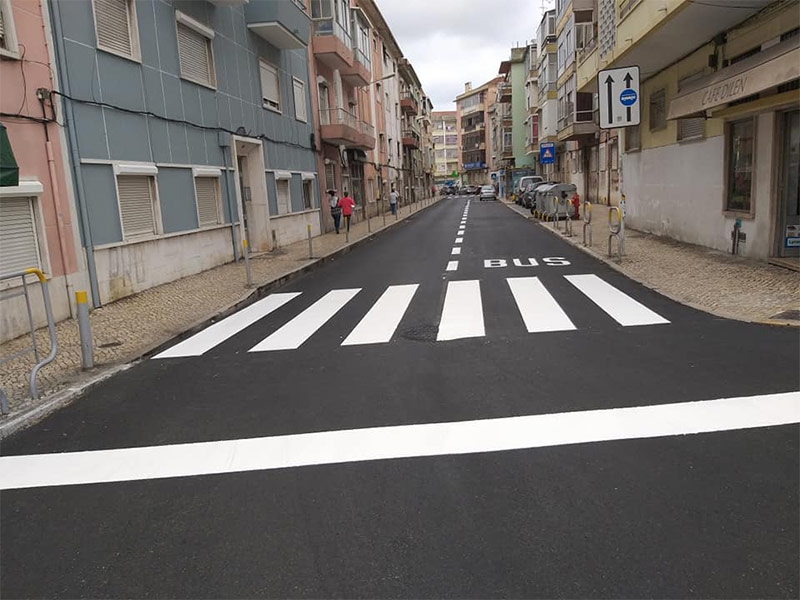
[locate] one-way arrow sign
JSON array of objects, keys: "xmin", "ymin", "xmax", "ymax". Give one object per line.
[{"xmin": 597, "ymin": 66, "xmax": 640, "ymax": 129}]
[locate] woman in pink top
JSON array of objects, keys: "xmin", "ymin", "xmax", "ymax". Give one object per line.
[{"xmin": 337, "ymin": 191, "xmax": 356, "ymax": 233}]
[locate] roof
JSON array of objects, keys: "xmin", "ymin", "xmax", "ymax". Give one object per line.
[{"xmin": 454, "ymin": 76, "xmax": 503, "ymax": 102}]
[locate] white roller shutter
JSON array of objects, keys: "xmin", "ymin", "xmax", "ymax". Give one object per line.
[
  {"xmin": 195, "ymin": 177, "xmax": 220, "ymax": 227},
  {"xmin": 276, "ymin": 179, "xmax": 290, "ymax": 215},
  {"xmin": 177, "ymin": 23, "xmax": 214, "ymax": 86},
  {"xmin": 94, "ymin": 0, "xmax": 133, "ymax": 58},
  {"xmin": 117, "ymin": 175, "xmax": 156, "ymax": 238},
  {"xmin": 0, "ymin": 198, "xmax": 41, "ymax": 275},
  {"xmin": 260, "ymin": 61, "xmax": 280, "ymax": 111}
]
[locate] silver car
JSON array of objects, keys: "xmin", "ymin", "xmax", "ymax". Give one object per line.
[{"xmin": 479, "ymin": 184, "xmax": 496, "ymax": 201}]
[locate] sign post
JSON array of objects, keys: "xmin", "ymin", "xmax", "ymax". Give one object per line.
[{"xmin": 597, "ymin": 66, "xmax": 640, "ymax": 129}]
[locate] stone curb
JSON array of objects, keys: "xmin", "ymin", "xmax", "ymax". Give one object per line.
[
  {"xmin": 500, "ymin": 201, "xmax": 800, "ymax": 329},
  {"xmin": 0, "ymin": 199, "xmax": 442, "ymax": 439}
]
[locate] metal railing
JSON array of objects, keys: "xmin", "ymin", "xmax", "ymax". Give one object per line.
[
  {"xmin": 319, "ymin": 107, "xmax": 374, "ymax": 138},
  {"xmin": 354, "ymin": 45, "xmax": 370, "ymax": 69},
  {"xmin": 312, "ymin": 17, "xmax": 351, "ymax": 47},
  {"xmin": 0, "ymin": 268, "xmax": 58, "ymax": 410}
]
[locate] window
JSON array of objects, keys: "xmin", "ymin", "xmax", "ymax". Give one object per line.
[
  {"xmin": 93, "ymin": 0, "xmax": 139, "ymax": 60},
  {"xmin": 302, "ymin": 179, "xmax": 313, "ymax": 210},
  {"xmin": 625, "ymin": 124, "xmax": 640, "ymax": 151},
  {"xmin": 293, "ymin": 78, "xmax": 307, "ymax": 122},
  {"xmin": 0, "ymin": 0, "xmax": 20, "ymax": 58},
  {"xmin": 678, "ymin": 74, "xmax": 705, "ymax": 141},
  {"xmin": 176, "ymin": 13, "xmax": 215, "ymax": 88},
  {"xmin": 194, "ymin": 177, "xmax": 220, "ymax": 227},
  {"xmin": 649, "ymin": 89, "xmax": 666, "ymax": 131},
  {"xmin": 324, "ymin": 163, "xmax": 335, "ymax": 192},
  {"xmin": 117, "ymin": 175, "xmax": 157, "ymax": 239},
  {"xmin": 276, "ymin": 176, "xmax": 291, "ymax": 215},
  {"xmin": 0, "ymin": 197, "xmax": 42, "ymax": 274},
  {"xmin": 726, "ymin": 119, "xmax": 754, "ymax": 213},
  {"xmin": 260, "ymin": 61, "xmax": 281, "ymax": 112}
]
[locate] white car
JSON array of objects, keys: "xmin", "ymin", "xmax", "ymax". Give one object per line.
[{"xmin": 479, "ymin": 185, "xmax": 496, "ymax": 201}]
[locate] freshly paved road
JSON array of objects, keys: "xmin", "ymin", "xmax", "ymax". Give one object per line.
[{"xmin": 2, "ymin": 196, "xmax": 798, "ymax": 599}]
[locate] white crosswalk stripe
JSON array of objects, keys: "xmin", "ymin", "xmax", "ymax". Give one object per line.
[
  {"xmin": 507, "ymin": 277, "xmax": 576, "ymax": 333},
  {"xmin": 250, "ymin": 289, "xmax": 361, "ymax": 352},
  {"xmin": 152, "ymin": 293, "xmax": 301, "ymax": 359},
  {"xmin": 342, "ymin": 284, "xmax": 419, "ymax": 346},
  {"xmin": 565, "ymin": 274, "xmax": 670, "ymax": 326},
  {"xmin": 437, "ymin": 280, "xmax": 485, "ymax": 341}
]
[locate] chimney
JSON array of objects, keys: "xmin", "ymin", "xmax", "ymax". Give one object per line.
[{"xmin": 465, "ymin": 82, "xmax": 472, "ymax": 92}]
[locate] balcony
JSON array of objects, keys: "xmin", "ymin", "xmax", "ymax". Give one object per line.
[
  {"xmin": 319, "ymin": 108, "xmax": 375, "ymax": 150},
  {"xmin": 498, "ymin": 82, "xmax": 512, "ymax": 103},
  {"xmin": 402, "ymin": 129, "xmax": 420, "ymax": 149},
  {"xmin": 341, "ymin": 46, "xmax": 370, "ymax": 86},
  {"xmin": 210, "ymin": 0, "xmax": 249, "ymax": 6},
  {"xmin": 557, "ymin": 104, "xmax": 597, "ymax": 142},
  {"xmin": 245, "ymin": 0, "xmax": 309, "ymax": 49},
  {"xmin": 312, "ymin": 18, "xmax": 353, "ymax": 70},
  {"xmin": 400, "ymin": 92, "xmax": 418, "ymax": 115},
  {"xmin": 462, "ymin": 121, "xmax": 485, "ymax": 133},
  {"xmin": 460, "ymin": 102, "xmax": 484, "ymax": 116}
]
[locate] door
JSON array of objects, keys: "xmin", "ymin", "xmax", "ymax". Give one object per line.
[
  {"xmin": 778, "ymin": 110, "xmax": 800, "ymax": 257},
  {"xmin": 237, "ymin": 156, "xmax": 250, "ymax": 241}
]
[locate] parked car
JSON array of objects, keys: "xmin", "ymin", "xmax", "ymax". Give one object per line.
[
  {"xmin": 443, "ymin": 186, "xmax": 456, "ymax": 196},
  {"xmin": 464, "ymin": 185, "xmax": 480, "ymax": 195},
  {"xmin": 479, "ymin": 184, "xmax": 497, "ymax": 201},
  {"xmin": 515, "ymin": 176, "xmax": 543, "ymax": 203},
  {"xmin": 522, "ymin": 180, "xmax": 554, "ymax": 209}
]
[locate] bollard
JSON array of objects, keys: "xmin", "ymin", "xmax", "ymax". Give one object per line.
[
  {"xmin": 76, "ymin": 290, "xmax": 94, "ymax": 369},
  {"xmin": 583, "ymin": 201, "xmax": 593, "ymax": 247},
  {"xmin": 367, "ymin": 211, "xmax": 371, "ymax": 233},
  {"xmin": 307, "ymin": 224, "xmax": 313, "ymax": 258},
  {"xmin": 243, "ymin": 239, "xmax": 252, "ymax": 287}
]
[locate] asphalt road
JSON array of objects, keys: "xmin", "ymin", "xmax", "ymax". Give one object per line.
[{"xmin": 2, "ymin": 196, "xmax": 798, "ymax": 599}]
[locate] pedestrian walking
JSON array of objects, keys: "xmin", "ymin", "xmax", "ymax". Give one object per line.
[
  {"xmin": 328, "ymin": 189, "xmax": 341, "ymax": 233},
  {"xmin": 389, "ymin": 186, "xmax": 400, "ymax": 215},
  {"xmin": 338, "ymin": 190, "xmax": 356, "ymax": 233}
]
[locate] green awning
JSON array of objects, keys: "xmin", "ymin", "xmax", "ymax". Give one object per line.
[{"xmin": 0, "ymin": 123, "xmax": 20, "ymax": 187}]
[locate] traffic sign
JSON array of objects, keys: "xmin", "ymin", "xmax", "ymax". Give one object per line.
[
  {"xmin": 540, "ymin": 142, "xmax": 555, "ymax": 165},
  {"xmin": 598, "ymin": 66, "xmax": 640, "ymax": 129}
]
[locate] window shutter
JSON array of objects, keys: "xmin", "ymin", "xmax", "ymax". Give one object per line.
[
  {"xmin": 117, "ymin": 175, "xmax": 155, "ymax": 237},
  {"xmin": 679, "ymin": 117, "xmax": 704, "ymax": 140},
  {"xmin": 177, "ymin": 23, "xmax": 213, "ymax": 86},
  {"xmin": 293, "ymin": 79, "xmax": 307, "ymax": 121},
  {"xmin": 276, "ymin": 180, "xmax": 290, "ymax": 214},
  {"xmin": 0, "ymin": 198, "xmax": 41, "ymax": 275},
  {"xmin": 94, "ymin": 0, "xmax": 133, "ymax": 57},
  {"xmin": 195, "ymin": 177, "xmax": 219, "ymax": 227},
  {"xmin": 260, "ymin": 62, "xmax": 280, "ymax": 110},
  {"xmin": 0, "ymin": 6, "xmax": 6, "ymax": 47}
]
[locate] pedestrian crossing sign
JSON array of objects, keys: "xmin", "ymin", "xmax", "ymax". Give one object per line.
[{"xmin": 540, "ymin": 142, "xmax": 555, "ymax": 164}]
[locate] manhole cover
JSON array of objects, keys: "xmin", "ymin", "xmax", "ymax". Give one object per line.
[
  {"xmin": 769, "ymin": 310, "xmax": 800, "ymax": 321},
  {"xmin": 400, "ymin": 325, "xmax": 438, "ymax": 343},
  {"xmin": 98, "ymin": 341, "xmax": 123, "ymax": 348}
]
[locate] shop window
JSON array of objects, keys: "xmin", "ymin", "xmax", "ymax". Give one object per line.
[
  {"xmin": 725, "ymin": 119, "xmax": 754, "ymax": 213},
  {"xmin": 649, "ymin": 89, "xmax": 666, "ymax": 131},
  {"xmin": 260, "ymin": 60, "xmax": 281, "ymax": 112},
  {"xmin": 117, "ymin": 175, "xmax": 158, "ymax": 239},
  {"xmin": 0, "ymin": 196, "xmax": 42, "ymax": 274},
  {"xmin": 194, "ymin": 177, "xmax": 221, "ymax": 227},
  {"xmin": 0, "ymin": 0, "xmax": 20, "ymax": 58},
  {"xmin": 93, "ymin": 0, "xmax": 139, "ymax": 61},
  {"xmin": 176, "ymin": 13, "xmax": 215, "ymax": 88}
]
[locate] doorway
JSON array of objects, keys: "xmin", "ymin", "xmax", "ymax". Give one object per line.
[
  {"xmin": 776, "ymin": 109, "xmax": 799, "ymax": 258},
  {"xmin": 233, "ymin": 137, "xmax": 271, "ymax": 253}
]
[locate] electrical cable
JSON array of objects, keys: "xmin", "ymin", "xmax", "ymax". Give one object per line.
[
  {"xmin": 0, "ymin": 112, "xmax": 51, "ymax": 124},
  {"xmin": 687, "ymin": 0, "xmax": 798, "ymax": 8}
]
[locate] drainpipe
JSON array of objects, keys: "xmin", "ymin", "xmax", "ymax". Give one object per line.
[{"xmin": 49, "ymin": 0, "xmax": 101, "ymax": 308}]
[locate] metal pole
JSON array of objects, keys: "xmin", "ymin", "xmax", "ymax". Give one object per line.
[
  {"xmin": 307, "ymin": 223, "xmax": 313, "ymax": 259},
  {"xmin": 76, "ymin": 290, "xmax": 94, "ymax": 369},
  {"xmin": 243, "ymin": 239, "xmax": 252, "ymax": 287}
]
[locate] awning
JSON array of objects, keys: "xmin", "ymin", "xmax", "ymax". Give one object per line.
[
  {"xmin": 0, "ymin": 123, "xmax": 20, "ymax": 187},
  {"xmin": 668, "ymin": 36, "xmax": 800, "ymax": 120}
]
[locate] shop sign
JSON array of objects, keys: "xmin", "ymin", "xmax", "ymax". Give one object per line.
[{"xmin": 785, "ymin": 224, "xmax": 800, "ymax": 248}]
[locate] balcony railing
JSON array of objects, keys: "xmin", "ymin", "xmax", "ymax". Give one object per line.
[
  {"xmin": 320, "ymin": 107, "xmax": 373, "ymax": 137},
  {"xmin": 463, "ymin": 121, "xmax": 485, "ymax": 133},
  {"xmin": 312, "ymin": 17, "xmax": 351, "ymax": 47},
  {"xmin": 354, "ymin": 45, "xmax": 370, "ymax": 69}
]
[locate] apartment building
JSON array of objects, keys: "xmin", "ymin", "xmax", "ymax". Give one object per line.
[
  {"xmin": 399, "ymin": 58, "xmax": 425, "ymax": 202},
  {"xmin": 537, "ymin": 9, "xmax": 558, "ymax": 180},
  {"xmin": 456, "ymin": 78, "xmax": 501, "ymax": 185},
  {"xmin": 432, "ymin": 111, "xmax": 458, "ymax": 183},
  {"xmin": 0, "ymin": 0, "xmax": 86, "ymax": 342},
  {"xmin": 47, "ymin": 0, "xmax": 319, "ymax": 306},
  {"xmin": 576, "ymin": 0, "xmax": 799, "ymax": 263},
  {"xmin": 524, "ymin": 41, "xmax": 540, "ymax": 168},
  {"xmin": 420, "ymin": 96, "xmax": 435, "ymax": 195}
]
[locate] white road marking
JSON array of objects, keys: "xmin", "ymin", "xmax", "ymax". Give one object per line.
[
  {"xmin": 437, "ymin": 280, "xmax": 484, "ymax": 341},
  {"xmin": 341, "ymin": 285, "xmax": 418, "ymax": 346},
  {"xmin": 153, "ymin": 293, "xmax": 301, "ymax": 358},
  {"xmin": 2, "ymin": 392, "xmax": 797, "ymax": 490},
  {"xmin": 451, "ymin": 247, "xmax": 462, "ymax": 255},
  {"xmin": 250, "ymin": 289, "xmax": 360, "ymax": 351},
  {"xmin": 455, "ymin": 237, "xmax": 463, "ymax": 244},
  {"xmin": 565, "ymin": 274, "xmax": 669, "ymax": 326},
  {"xmin": 507, "ymin": 277, "xmax": 576, "ymax": 332},
  {"xmin": 446, "ymin": 261, "xmax": 459, "ymax": 272}
]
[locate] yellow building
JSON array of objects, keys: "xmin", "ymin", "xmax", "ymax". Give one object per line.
[{"xmin": 575, "ymin": 0, "xmax": 799, "ymax": 264}]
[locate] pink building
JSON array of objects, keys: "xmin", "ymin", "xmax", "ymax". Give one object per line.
[{"xmin": 0, "ymin": 0, "xmax": 84, "ymax": 342}]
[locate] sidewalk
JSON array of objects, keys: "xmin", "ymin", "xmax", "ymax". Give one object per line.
[
  {"xmin": 0, "ymin": 197, "xmax": 440, "ymax": 433},
  {"xmin": 503, "ymin": 200, "xmax": 800, "ymax": 325}
]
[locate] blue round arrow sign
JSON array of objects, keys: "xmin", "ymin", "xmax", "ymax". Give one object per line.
[{"xmin": 620, "ymin": 89, "xmax": 637, "ymax": 106}]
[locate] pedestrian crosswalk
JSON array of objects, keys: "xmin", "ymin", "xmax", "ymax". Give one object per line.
[{"xmin": 152, "ymin": 274, "xmax": 670, "ymax": 359}]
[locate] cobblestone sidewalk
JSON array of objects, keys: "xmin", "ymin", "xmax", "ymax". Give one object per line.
[
  {"xmin": 504, "ymin": 201, "xmax": 800, "ymax": 325},
  {"xmin": 0, "ymin": 197, "xmax": 439, "ymax": 427}
]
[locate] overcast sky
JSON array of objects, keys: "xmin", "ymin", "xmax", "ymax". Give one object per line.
[{"xmin": 378, "ymin": 0, "xmax": 550, "ymax": 111}]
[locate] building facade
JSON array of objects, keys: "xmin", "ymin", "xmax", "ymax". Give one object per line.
[
  {"xmin": 432, "ymin": 110, "xmax": 458, "ymax": 183},
  {"xmin": 0, "ymin": 0, "xmax": 86, "ymax": 342},
  {"xmin": 456, "ymin": 78, "xmax": 501, "ymax": 185},
  {"xmin": 537, "ymin": 9, "xmax": 559, "ymax": 180},
  {"xmin": 576, "ymin": 0, "xmax": 799, "ymax": 263}
]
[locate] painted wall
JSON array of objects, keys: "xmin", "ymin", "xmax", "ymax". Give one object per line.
[{"xmin": 511, "ymin": 60, "xmax": 533, "ymax": 168}]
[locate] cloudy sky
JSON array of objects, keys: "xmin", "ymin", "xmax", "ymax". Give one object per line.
[{"xmin": 378, "ymin": 0, "xmax": 550, "ymax": 111}]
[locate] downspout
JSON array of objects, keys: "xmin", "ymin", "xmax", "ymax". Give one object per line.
[{"xmin": 49, "ymin": 0, "xmax": 101, "ymax": 308}]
